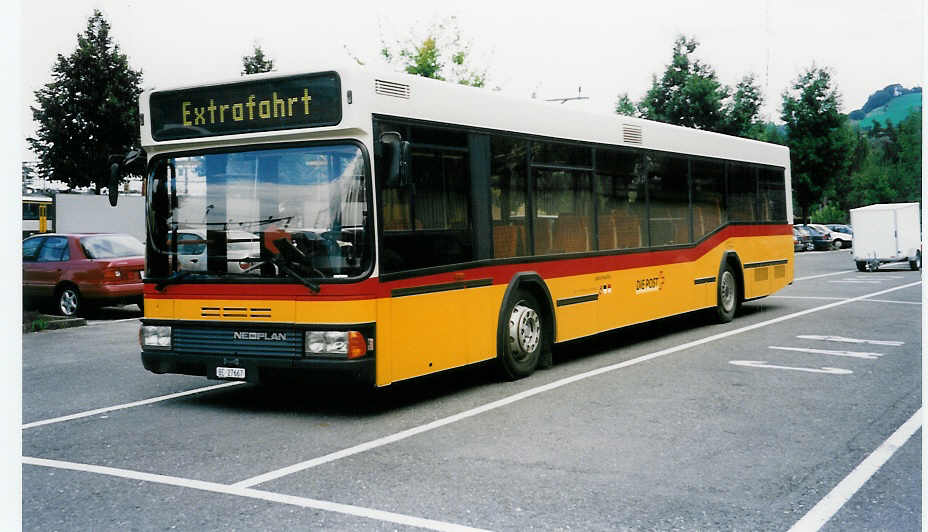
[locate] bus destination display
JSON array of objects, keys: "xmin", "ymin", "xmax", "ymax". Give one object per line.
[{"xmin": 149, "ymin": 73, "xmax": 341, "ymax": 141}]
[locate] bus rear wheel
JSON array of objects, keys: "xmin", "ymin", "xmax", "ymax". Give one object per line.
[
  {"xmin": 910, "ymin": 251, "xmax": 921, "ymax": 271},
  {"xmin": 497, "ymin": 291, "xmax": 544, "ymax": 380},
  {"xmin": 715, "ymin": 266, "xmax": 738, "ymax": 323}
]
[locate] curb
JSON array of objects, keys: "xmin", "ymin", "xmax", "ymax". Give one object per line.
[{"xmin": 23, "ymin": 315, "xmax": 87, "ymax": 333}]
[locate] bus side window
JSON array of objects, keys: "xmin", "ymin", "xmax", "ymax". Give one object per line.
[
  {"xmin": 692, "ymin": 159, "xmax": 726, "ymax": 240},
  {"xmin": 728, "ymin": 162, "xmax": 757, "ymax": 222},
  {"xmin": 379, "ymin": 123, "xmax": 474, "ymax": 273},
  {"xmin": 596, "ymin": 148, "xmax": 646, "ymax": 250},
  {"xmin": 759, "ymin": 167, "xmax": 786, "ymax": 222},
  {"xmin": 490, "ymin": 135, "xmax": 528, "ymax": 258},
  {"xmin": 647, "ymin": 154, "xmax": 691, "ymax": 246}
]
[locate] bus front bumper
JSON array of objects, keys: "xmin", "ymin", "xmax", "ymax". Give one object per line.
[{"xmin": 141, "ymin": 350, "xmax": 375, "ymax": 385}]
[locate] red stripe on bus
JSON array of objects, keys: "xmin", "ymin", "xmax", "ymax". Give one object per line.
[{"xmin": 145, "ymin": 224, "xmax": 790, "ymax": 300}]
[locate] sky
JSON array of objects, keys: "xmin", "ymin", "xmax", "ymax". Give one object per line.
[{"xmin": 16, "ymin": 0, "xmax": 926, "ymax": 162}]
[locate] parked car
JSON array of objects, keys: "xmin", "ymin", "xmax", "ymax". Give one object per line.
[
  {"xmin": 173, "ymin": 229, "xmax": 260, "ymax": 274},
  {"xmin": 794, "ymin": 225, "xmax": 832, "ymax": 251},
  {"xmin": 793, "ymin": 228, "xmax": 811, "ymax": 252},
  {"xmin": 806, "ymin": 223, "xmax": 844, "ymax": 250},
  {"xmin": 23, "ymin": 233, "xmax": 145, "ymax": 316},
  {"xmin": 824, "ymin": 224, "xmax": 854, "ymax": 249},
  {"xmin": 793, "ymin": 226, "xmax": 814, "ymax": 251}
]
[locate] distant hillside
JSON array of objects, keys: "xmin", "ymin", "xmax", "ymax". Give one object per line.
[{"xmin": 849, "ymin": 84, "xmax": 922, "ymax": 129}]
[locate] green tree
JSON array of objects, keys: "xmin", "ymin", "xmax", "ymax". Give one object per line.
[
  {"xmin": 755, "ymin": 123, "xmax": 786, "ymax": 145},
  {"xmin": 614, "ymin": 93, "xmax": 637, "ymax": 116},
  {"xmin": 242, "ymin": 43, "xmax": 275, "ymax": 75},
  {"xmin": 637, "ymin": 36, "xmax": 728, "ymax": 130},
  {"xmin": 720, "ymin": 74, "xmax": 764, "ymax": 137},
  {"xmin": 631, "ymin": 35, "xmax": 765, "ymax": 138},
  {"xmin": 780, "ymin": 66, "xmax": 853, "ymax": 220},
  {"xmin": 379, "ymin": 16, "xmax": 487, "ymax": 87},
  {"xmin": 28, "ymin": 10, "xmax": 143, "ymax": 193},
  {"xmin": 889, "ymin": 110, "xmax": 921, "ymax": 202},
  {"xmin": 810, "ymin": 202, "xmax": 848, "ymax": 224}
]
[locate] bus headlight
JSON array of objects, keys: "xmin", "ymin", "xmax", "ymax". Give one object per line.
[
  {"xmin": 305, "ymin": 330, "xmax": 367, "ymax": 359},
  {"xmin": 140, "ymin": 325, "xmax": 172, "ymax": 349}
]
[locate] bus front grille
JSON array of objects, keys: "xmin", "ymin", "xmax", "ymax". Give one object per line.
[{"xmin": 173, "ymin": 327, "xmax": 302, "ymax": 357}]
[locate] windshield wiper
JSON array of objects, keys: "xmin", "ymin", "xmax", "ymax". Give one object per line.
[
  {"xmin": 270, "ymin": 238, "xmax": 321, "ymax": 293},
  {"xmin": 271, "ymin": 257, "xmax": 320, "ymax": 293}
]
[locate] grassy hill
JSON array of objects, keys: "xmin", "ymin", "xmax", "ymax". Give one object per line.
[{"xmin": 855, "ymin": 92, "xmax": 922, "ymax": 129}]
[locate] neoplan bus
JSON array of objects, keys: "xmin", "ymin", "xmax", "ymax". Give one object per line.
[{"xmin": 121, "ymin": 64, "xmax": 793, "ymax": 387}]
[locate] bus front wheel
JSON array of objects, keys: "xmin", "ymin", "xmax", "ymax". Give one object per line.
[
  {"xmin": 715, "ymin": 265, "xmax": 738, "ymax": 323},
  {"xmin": 497, "ymin": 291, "xmax": 544, "ymax": 380}
]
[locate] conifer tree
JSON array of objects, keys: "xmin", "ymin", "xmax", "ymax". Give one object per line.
[{"xmin": 29, "ymin": 10, "xmax": 144, "ymax": 192}]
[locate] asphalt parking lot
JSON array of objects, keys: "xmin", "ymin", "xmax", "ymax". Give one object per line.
[{"xmin": 22, "ymin": 249, "xmax": 922, "ymax": 531}]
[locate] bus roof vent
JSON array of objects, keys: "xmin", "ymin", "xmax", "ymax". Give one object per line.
[
  {"xmin": 375, "ymin": 79, "xmax": 411, "ymax": 99},
  {"xmin": 622, "ymin": 124, "xmax": 643, "ymax": 144}
]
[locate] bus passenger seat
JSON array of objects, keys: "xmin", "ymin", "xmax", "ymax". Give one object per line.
[
  {"xmin": 553, "ymin": 214, "xmax": 590, "ymax": 253},
  {"xmin": 493, "ymin": 225, "xmax": 519, "ymax": 258},
  {"xmin": 598, "ymin": 214, "xmax": 617, "ymax": 250}
]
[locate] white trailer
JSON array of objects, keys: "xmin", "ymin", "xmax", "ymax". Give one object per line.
[
  {"xmin": 53, "ymin": 194, "xmax": 146, "ymax": 243},
  {"xmin": 850, "ymin": 202, "xmax": 921, "ymax": 271}
]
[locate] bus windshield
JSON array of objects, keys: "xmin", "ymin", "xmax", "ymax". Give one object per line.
[{"xmin": 147, "ymin": 143, "xmax": 372, "ymax": 281}]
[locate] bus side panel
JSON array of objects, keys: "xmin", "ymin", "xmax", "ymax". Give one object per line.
[
  {"xmin": 375, "ymin": 297, "xmax": 392, "ymax": 386},
  {"xmin": 379, "ymin": 283, "xmax": 504, "ymax": 385},
  {"xmin": 591, "ymin": 260, "xmax": 708, "ymax": 340},
  {"xmin": 734, "ymin": 235, "xmax": 793, "ymax": 299},
  {"xmin": 466, "ymin": 285, "xmax": 504, "ymax": 364},
  {"xmin": 547, "ymin": 270, "xmax": 602, "ymax": 342},
  {"xmin": 388, "ymin": 290, "xmax": 473, "ymax": 382}
]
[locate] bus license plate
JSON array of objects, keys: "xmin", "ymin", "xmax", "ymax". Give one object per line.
[{"xmin": 216, "ymin": 367, "xmax": 245, "ymax": 379}]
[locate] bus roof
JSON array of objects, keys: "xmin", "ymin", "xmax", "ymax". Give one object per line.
[{"xmin": 140, "ymin": 63, "xmax": 789, "ymax": 169}]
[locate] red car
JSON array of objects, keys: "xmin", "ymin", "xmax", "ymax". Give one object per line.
[{"xmin": 23, "ymin": 233, "xmax": 145, "ymax": 316}]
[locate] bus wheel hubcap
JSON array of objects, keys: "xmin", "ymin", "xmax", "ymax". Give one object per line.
[
  {"xmin": 509, "ymin": 303, "xmax": 540, "ymax": 360},
  {"xmin": 720, "ymin": 272, "xmax": 735, "ymax": 312}
]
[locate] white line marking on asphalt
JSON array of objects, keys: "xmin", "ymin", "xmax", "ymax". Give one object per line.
[
  {"xmin": 862, "ymin": 299, "xmax": 922, "ymax": 306},
  {"xmin": 728, "ymin": 360, "xmax": 852, "ymax": 374},
  {"xmin": 231, "ymin": 280, "xmax": 920, "ymax": 489},
  {"xmin": 22, "ymin": 457, "xmax": 488, "ymax": 532},
  {"xmin": 829, "ymin": 280, "xmax": 883, "ymax": 284},
  {"xmin": 21, "ymin": 382, "xmax": 245, "ymax": 430},
  {"xmin": 87, "ymin": 318, "xmax": 140, "ymax": 326},
  {"xmin": 768, "ymin": 346, "xmax": 883, "ymax": 360},
  {"xmin": 794, "ymin": 270, "xmax": 855, "ymax": 281},
  {"xmin": 770, "ymin": 296, "xmax": 921, "ymax": 306},
  {"xmin": 788, "ymin": 408, "xmax": 922, "ymax": 532},
  {"xmin": 796, "ymin": 335, "xmax": 904, "ymax": 347},
  {"xmin": 771, "ymin": 296, "xmax": 848, "ymax": 301}
]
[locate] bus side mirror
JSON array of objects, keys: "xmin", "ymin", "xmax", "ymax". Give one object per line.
[
  {"xmin": 107, "ymin": 149, "xmax": 145, "ymax": 207},
  {"xmin": 107, "ymin": 155, "xmax": 123, "ymax": 206},
  {"xmin": 379, "ymin": 132, "xmax": 409, "ymax": 188}
]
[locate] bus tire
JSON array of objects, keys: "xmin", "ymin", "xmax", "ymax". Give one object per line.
[
  {"xmin": 856, "ymin": 261, "xmax": 867, "ymax": 272},
  {"xmin": 909, "ymin": 251, "xmax": 921, "ymax": 271},
  {"xmin": 715, "ymin": 265, "xmax": 738, "ymax": 323},
  {"xmin": 497, "ymin": 291, "xmax": 544, "ymax": 380}
]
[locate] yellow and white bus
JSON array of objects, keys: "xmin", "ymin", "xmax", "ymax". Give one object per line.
[
  {"xmin": 23, "ymin": 194, "xmax": 54, "ymax": 238},
  {"xmin": 134, "ymin": 64, "xmax": 793, "ymax": 386}
]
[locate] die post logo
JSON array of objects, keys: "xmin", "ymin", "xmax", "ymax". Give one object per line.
[{"xmin": 635, "ymin": 271, "xmax": 665, "ymax": 295}]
